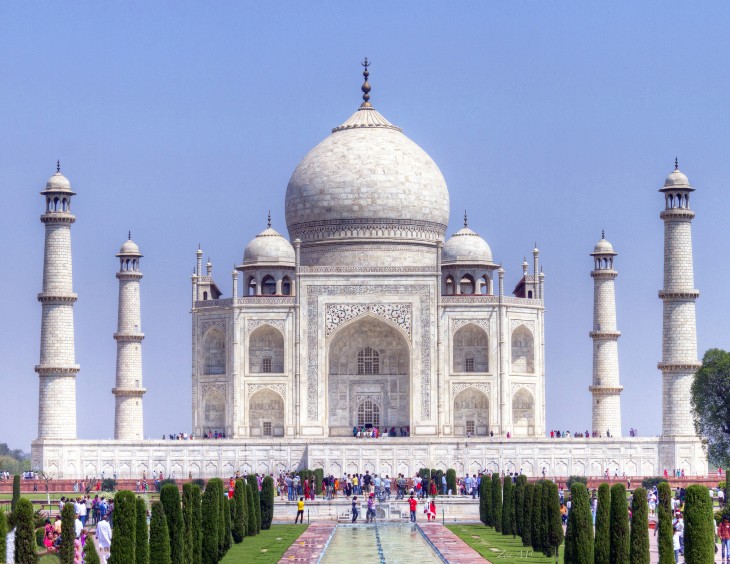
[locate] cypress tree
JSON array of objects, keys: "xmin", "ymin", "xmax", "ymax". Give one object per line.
[
  {"xmin": 502, "ymin": 476, "xmax": 514, "ymax": 536},
  {"xmin": 479, "ymin": 477, "xmax": 486, "ymax": 524},
  {"xmin": 14, "ymin": 498, "xmax": 35, "ymax": 564},
  {"xmin": 564, "ymin": 482, "xmax": 593, "ymax": 564},
  {"xmin": 247, "ymin": 475, "xmax": 262, "ymax": 533},
  {"xmin": 201, "ymin": 479, "xmax": 220, "ymax": 564},
  {"xmin": 109, "ymin": 490, "xmax": 137, "ymax": 564},
  {"xmin": 216, "ymin": 480, "xmax": 226, "ymax": 558},
  {"xmin": 11, "ymin": 474, "xmax": 21, "ymax": 513},
  {"xmin": 84, "ymin": 537, "xmax": 101, "ymax": 564},
  {"xmin": 541, "ymin": 481, "xmax": 552, "ymax": 556},
  {"xmin": 629, "ymin": 487, "xmax": 649, "ymax": 564},
  {"xmin": 182, "ymin": 484, "xmax": 196, "ymax": 561},
  {"xmin": 595, "ymin": 483, "xmax": 611, "ymax": 564},
  {"xmin": 514, "ymin": 475, "xmax": 526, "ymax": 536},
  {"xmin": 149, "ymin": 501, "xmax": 172, "ymax": 564},
  {"xmin": 0, "ymin": 505, "xmax": 7, "ymax": 563},
  {"xmin": 522, "ymin": 482, "xmax": 533, "ymax": 547},
  {"xmin": 531, "ymin": 481, "xmax": 543, "ymax": 553},
  {"xmin": 260, "ymin": 475, "xmax": 275, "ymax": 530},
  {"xmin": 492, "ymin": 473, "xmax": 502, "ymax": 532},
  {"xmin": 233, "ymin": 479, "xmax": 247, "ymax": 540},
  {"xmin": 546, "ymin": 482, "xmax": 564, "ymax": 559},
  {"xmin": 246, "ymin": 483, "xmax": 257, "ymax": 536},
  {"xmin": 683, "ymin": 484, "xmax": 714, "ymax": 564},
  {"xmin": 59, "ymin": 501, "xmax": 76, "ymax": 564},
  {"xmin": 191, "ymin": 483, "xmax": 203, "ymax": 564},
  {"xmin": 446, "ymin": 469, "xmax": 457, "ymax": 495},
  {"xmin": 609, "ymin": 483, "xmax": 630, "ymax": 564},
  {"xmin": 483, "ymin": 474, "xmax": 493, "ymax": 526},
  {"xmin": 223, "ymin": 496, "xmax": 232, "ymax": 554},
  {"xmin": 135, "ymin": 496, "xmax": 149, "ymax": 564},
  {"xmin": 160, "ymin": 483, "xmax": 184, "ymax": 564},
  {"xmin": 657, "ymin": 482, "xmax": 674, "ymax": 564}
]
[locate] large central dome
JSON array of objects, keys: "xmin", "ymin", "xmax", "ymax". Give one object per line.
[{"xmin": 284, "ymin": 75, "xmax": 450, "ymax": 251}]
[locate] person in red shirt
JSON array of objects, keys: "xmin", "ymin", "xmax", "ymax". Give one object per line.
[
  {"xmin": 719, "ymin": 515, "xmax": 730, "ymax": 561},
  {"xmin": 408, "ymin": 494, "xmax": 418, "ymax": 522}
]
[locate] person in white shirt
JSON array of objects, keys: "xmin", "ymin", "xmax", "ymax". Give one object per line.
[
  {"xmin": 96, "ymin": 514, "xmax": 112, "ymax": 563},
  {"xmin": 74, "ymin": 513, "xmax": 82, "ymax": 538}
]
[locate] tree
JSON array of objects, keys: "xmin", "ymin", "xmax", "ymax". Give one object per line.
[
  {"xmin": 545, "ymin": 482, "xmax": 564, "ymax": 559},
  {"xmin": 260, "ymin": 475, "xmax": 275, "ymax": 530},
  {"xmin": 201, "ymin": 479, "xmax": 220, "ymax": 564},
  {"xmin": 683, "ymin": 484, "xmax": 714, "ymax": 563},
  {"xmin": 479, "ymin": 477, "xmax": 486, "ymax": 524},
  {"xmin": 222, "ymin": 496, "xmax": 232, "ymax": 554},
  {"xmin": 0, "ymin": 506, "xmax": 7, "ymax": 563},
  {"xmin": 84, "ymin": 538, "xmax": 101, "ymax": 564},
  {"xmin": 522, "ymin": 482, "xmax": 533, "ymax": 547},
  {"xmin": 136, "ymin": 496, "xmax": 149, "ymax": 564},
  {"xmin": 232, "ymin": 479, "xmax": 247, "ymax": 542},
  {"xmin": 492, "ymin": 473, "xmax": 502, "ymax": 532},
  {"xmin": 514, "ymin": 475, "xmax": 527, "ymax": 536},
  {"xmin": 629, "ymin": 487, "xmax": 649, "ymax": 564},
  {"xmin": 609, "ymin": 483, "xmax": 630, "ymax": 564},
  {"xmin": 446, "ymin": 469, "xmax": 457, "ymax": 495},
  {"xmin": 531, "ymin": 481, "xmax": 543, "ymax": 553},
  {"xmin": 11, "ymin": 474, "xmax": 20, "ymax": 513},
  {"xmin": 502, "ymin": 476, "xmax": 514, "ymax": 536},
  {"xmin": 60, "ymin": 501, "xmax": 76, "ymax": 564},
  {"xmin": 564, "ymin": 482, "xmax": 593, "ymax": 564},
  {"xmin": 657, "ymin": 482, "xmax": 674, "ymax": 564},
  {"xmin": 190, "ymin": 483, "xmax": 203, "ymax": 564},
  {"xmin": 691, "ymin": 349, "xmax": 730, "ymax": 474},
  {"xmin": 14, "ymin": 497, "xmax": 35, "ymax": 564},
  {"xmin": 482, "ymin": 474, "xmax": 493, "ymax": 526},
  {"xmin": 182, "ymin": 484, "xmax": 196, "ymax": 561},
  {"xmin": 247, "ymin": 475, "xmax": 262, "ymax": 533},
  {"xmin": 540, "ymin": 481, "xmax": 552, "ymax": 556},
  {"xmin": 149, "ymin": 501, "xmax": 171, "ymax": 564},
  {"xmin": 160, "ymin": 483, "xmax": 184, "ymax": 564},
  {"xmin": 214, "ymin": 480, "xmax": 226, "ymax": 558},
  {"xmin": 594, "ymin": 483, "xmax": 611, "ymax": 564},
  {"xmin": 109, "ymin": 490, "xmax": 137, "ymax": 564},
  {"xmin": 246, "ymin": 483, "xmax": 257, "ymax": 536}
]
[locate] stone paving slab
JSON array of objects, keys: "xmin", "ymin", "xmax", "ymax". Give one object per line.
[
  {"xmin": 279, "ymin": 522, "xmax": 336, "ymax": 563},
  {"xmin": 419, "ymin": 522, "xmax": 488, "ymax": 563}
]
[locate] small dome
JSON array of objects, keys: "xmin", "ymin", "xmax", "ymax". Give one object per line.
[
  {"xmin": 117, "ymin": 237, "xmax": 142, "ymax": 257},
  {"xmin": 442, "ymin": 227, "xmax": 494, "ymax": 265},
  {"xmin": 591, "ymin": 234, "xmax": 616, "ymax": 256},
  {"xmin": 243, "ymin": 227, "xmax": 295, "ymax": 268},
  {"xmin": 42, "ymin": 171, "xmax": 75, "ymax": 194},
  {"xmin": 663, "ymin": 169, "xmax": 691, "ymax": 189}
]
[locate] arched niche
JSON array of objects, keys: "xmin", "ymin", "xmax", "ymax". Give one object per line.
[
  {"xmin": 202, "ymin": 327, "xmax": 226, "ymax": 375},
  {"xmin": 327, "ymin": 315, "xmax": 410, "ymax": 436},
  {"xmin": 248, "ymin": 325, "xmax": 284, "ymax": 373},
  {"xmin": 203, "ymin": 389, "xmax": 226, "ymax": 432},
  {"xmin": 453, "ymin": 324, "xmax": 489, "ymax": 373},
  {"xmin": 453, "ymin": 388, "xmax": 489, "ymax": 436},
  {"xmin": 249, "ymin": 389, "xmax": 285, "ymax": 437},
  {"xmin": 511, "ymin": 325, "xmax": 534, "ymax": 373},
  {"xmin": 512, "ymin": 387, "xmax": 535, "ymax": 436}
]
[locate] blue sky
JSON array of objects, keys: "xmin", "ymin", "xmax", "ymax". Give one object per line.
[{"xmin": 1, "ymin": 2, "xmax": 729, "ymax": 449}]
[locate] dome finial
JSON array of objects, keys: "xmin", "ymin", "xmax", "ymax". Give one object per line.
[
  {"xmin": 675, "ymin": 156, "xmax": 679, "ymax": 171},
  {"xmin": 601, "ymin": 229, "xmax": 605, "ymax": 240},
  {"xmin": 56, "ymin": 160, "xmax": 61, "ymax": 173},
  {"xmin": 267, "ymin": 210, "xmax": 271, "ymax": 229},
  {"xmin": 464, "ymin": 210, "xmax": 468, "ymax": 228},
  {"xmin": 360, "ymin": 57, "xmax": 372, "ymax": 108},
  {"xmin": 128, "ymin": 230, "xmax": 131, "ymax": 240}
]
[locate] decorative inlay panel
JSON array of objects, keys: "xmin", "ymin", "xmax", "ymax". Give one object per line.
[
  {"xmin": 201, "ymin": 320, "xmax": 226, "ymax": 334},
  {"xmin": 450, "ymin": 318, "xmax": 490, "ymax": 335},
  {"xmin": 452, "ymin": 382, "xmax": 491, "ymax": 396},
  {"xmin": 247, "ymin": 383, "xmax": 286, "ymax": 398},
  {"xmin": 300, "ymin": 266, "xmax": 437, "ymax": 273},
  {"xmin": 246, "ymin": 319, "xmax": 286, "ymax": 334},
  {"xmin": 325, "ymin": 303, "xmax": 411, "ymax": 340},
  {"xmin": 509, "ymin": 319, "xmax": 535, "ymax": 334},
  {"xmin": 201, "ymin": 383, "xmax": 227, "ymax": 398},
  {"xmin": 355, "ymin": 393, "xmax": 382, "ymax": 407},
  {"xmin": 510, "ymin": 382, "xmax": 536, "ymax": 396}
]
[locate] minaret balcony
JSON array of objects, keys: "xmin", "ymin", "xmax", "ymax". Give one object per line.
[
  {"xmin": 40, "ymin": 213, "xmax": 76, "ymax": 224},
  {"xmin": 588, "ymin": 385, "xmax": 623, "ymax": 394},
  {"xmin": 660, "ymin": 208, "xmax": 695, "ymax": 221},
  {"xmin": 112, "ymin": 387, "xmax": 147, "ymax": 396},
  {"xmin": 589, "ymin": 330, "xmax": 621, "ymax": 340},
  {"xmin": 657, "ymin": 289, "xmax": 700, "ymax": 300},
  {"xmin": 35, "ymin": 365, "xmax": 80, "ymax": 375},
  {"xmin": 657, "ymin": 361, "xmax": 702, "ymax": 372},
  {"xmin": 37, "ymin": 293, "xmax": 78, "ymax": 304},
  {"xmin": 113, "ymin": 333, "xmax": 145, "ymax": 342}
]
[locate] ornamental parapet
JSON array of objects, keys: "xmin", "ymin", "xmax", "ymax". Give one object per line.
[
  {"xmin": 588, "ymin": 385, "xmax": 624, "ymax": 394},
  {"xmin": 112, "ymin": 387, "xmax": 146, "ymax": 396},
  {"xmin": 35, "ymin": 365, "xmax": 80, "ymax": 375},
  {"xmin": 40, "ymin": 213, "xmax": 76, "ymax": 224},
  {"xmin": 290, "ymin": 218, "xmax": 446, "ymax": 243},
  {"xmin": 113, "ymin": 333, "xmax": 145, "ymax": 341},
  {"xmin": 37, "ymin": 293, "xmax": 78, "ymax": 304},
  {"xmin": 116, "ymin": 272, "xmax": 143, "ymax": 280},
  {"xmin": 589, "ymin": 330, "xmax": 621, "ymax": 340},
  {"xmin": 591, "ymin": 270, "xmax": 618, "ymax": 279},
  {"xmin": 194, "ymin": 298, "xmax": 234, "ymax": 309},
  {"xmin": 660, "ymin": 209, "xmax": 695, "ymax": 221},
  {"xmin": 658, "ymin": 289, "xmax": 700, "ymax": 300},
  {"xmin": 441, "ymin": 295, "xmax": 543, "ymax": 307},
  {"xmin": 236, "ymin": 296, "xmax": 295, "ymax": 306},
  {"xmin": 657, "ymin": 361, "xmax": 702, "ymax": 372}
]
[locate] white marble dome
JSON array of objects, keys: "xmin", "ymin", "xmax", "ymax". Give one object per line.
[
  {"xmin": 663, "ymin": 168, "xmax": 692, "ymax": 190},
  {"xmin": 43, "ymin": 171, "xmax": 74, "ymax": 193},
  {"xmin": 442, "ymin": 227, "xmax": 494, "ymax": 264},
  {"xmin": 285, "ymin": 105, "xmax": 450, "ymax": 242},
  {"xmin": 243, "ymin": 226, "xmax": 295, "ymax": 267},
  {"xmin": 591, "ymin": 238, "xmax": 616, "ymax": 255},
  {"xmin": 117, "ymin": 238, "xmax": 142, "ymax": 257}
]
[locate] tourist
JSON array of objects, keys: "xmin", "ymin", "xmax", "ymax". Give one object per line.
[
  {"xmin": 74, "ymin": 512, "xmax": 83, "ymax": 538},
  {"xmin": 673, "ymin": 526, "xmax": 681, "ymax": 563},
  {"xmin": 427, "ymin": 498, "xmax": 436, "ymax": 522},
  {"xmin": 366, "ymin": 493, "xmax": 375, "ymax": 523},
  {"xmin": 351, "ymin": 496, "xmax": 359, "ymax": 523},
  {"xmin": 408, "ymin": 493, "xmax": 418, "ymax": 522},
  {"xmin": 96, "ymin": 514, "xmax": 112, "ymax": 563},
  {"xmin": 295, "ymin": 497, "xmax": 305, "ymax": 524},
  {"xmin": 719, "ymin": 515, "xmax": 730, "ymax": 562}
]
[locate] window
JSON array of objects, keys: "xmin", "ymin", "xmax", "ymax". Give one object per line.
[
  {"xmin": 262, "ymin": 422, "xmax": 272, "ymax": 436},
  {"xmin": 357, "ymin": 347, "xmax": 379, "ymax": 375},
  {"xmin": 466, "ymin": 420, "xmax": 475, "ymax": 435},
  {"xmin": 357, "ymin": 400, "xmax": 380, "ymax": 426},
  {"xmin": 262, "ymin": 357, "xmax": 272, "ymax": 373},
  {"xmin": 465, "ymin": 358, "xmax": 475, "ymax": 372}
]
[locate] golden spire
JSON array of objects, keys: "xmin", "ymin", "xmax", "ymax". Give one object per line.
[{"xmin": 360, "ymin": 57, "xmax": 372, "ymax": 108}]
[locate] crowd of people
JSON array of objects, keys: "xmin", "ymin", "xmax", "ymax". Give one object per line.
[
  {"xmin": 351, "ymin": 425, "xmax": 411, "ymax": 438},
  {"xmin": 161, "ymin": 430, "xmax": 228, "ymax": 440},
  {"xmin": 549, "ymin": 429, "xmax": 620, "ymax": 438}
]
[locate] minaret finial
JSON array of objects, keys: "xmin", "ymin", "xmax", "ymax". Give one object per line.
[
  {"xmin": 267, "ymin": 210, "xmax": 271, "ymax": 228},
  {"xmin": 464, "ymin": 210, "xmax": 468, "ymax": 228},
  {"xmin": 360, "ymin": 57, "xmax": 372, "ymax": 108},
  {"xmin": 56, "ymin": 160, "xmax": 61, "ymax": 173},
  {"xmin": 128, "ymin": 230, "xmax": 131, "ymax": 240},
  {"xmin": 675, "ymin": 157, "xmax": 679, "ymax": 171},
  {"xmin": 601, "ymin": 229, "xmax": 605, "ymax": 239}
]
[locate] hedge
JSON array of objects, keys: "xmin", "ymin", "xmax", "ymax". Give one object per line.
[
  {"xmin": 313, "ymin": 469, "xmax": 324, "ymax": 496},
  {"xmin": 530, "ymin": 481, "xmax": 543, "ymax": 553},
  {"xmin": 609, "ymin": 483, "xmax": 630, "ymax": 564},
  {"xmin": 521, "ymin": 482, "xmax": 533, "ymax": 547},
  {"xmin": 247, "ymin": 475, "xmax": 262, "ymax": 533},
  {"xmin": 60, "ymin": 501, "xmax": 76, "ymax": 564},
  {"xmin": 641, "ymin": 476, "xmax": 668, "ymax": 490},
  {"xmin": 233, "ymin": 479, "xmax": 247, "ymax": 542},
  {"xmin": 564, "ymin": 482, "xmax": 593, "ymax": 564},
  {"xmin": 657, "ymin": 482, "xmax": 674, "ymax": 564},
  {"xmin": 201, "ymin": 479, "xmax": 220, "ymax": 564},
  {"xmin": 566, "ymin": 475, "xmax": 588, "ymax": 492},
  {"xmin": 109, "ymin": 490, "xmax": 137, "ymax": 564},
  {"xmin": 101, "ymin": 478, "xmax": 118, "ymax": 492},
  {"xmin": 514, "ymin": 475, "xmax": 526, "ymax": 536},
  {"xmin": 683, "ymin": 484, "xmax": 715, "ymax": 564},
  {"xmin": 545, "ymin": 482, "xmax": 563, "ymax": 558},
  {"xmin": 501, "ymin": 476, "xmax": 514, "ymax": 536},
  {"xmin": 260, "ymin": 475, "xmax": 275, "ymax": 530},
  {"xmin": 0, "ymin": 506, "xmax": 6, "ymax": 562},
  {"xmin": 135, "ymin": 496, "xmax": 149, "ymax": 564},
  {"xmin": 11, "ymin": 474, "xmax": 20, "ymax": 512},
  {"xmin": 446, "ymin": 469, "xmax": 457, "ymax": 496},
  {"xmin": 594, "ymin": 483, "xmax": 611, "ymax": 564},
  {"xmin": 84, "ymin": 537, "xmax": 101, "ymax": 564},
  {"xmin": 160, "ymin": 483, "xmax": 184, "ymax": 564},
  {"xmin": 246, "ymin": 483, "xmax": 257, "ymax": 537},
  {"xmin": 492, "ymin": 473, "xmax": 502, "ymax": 532},
  {"xmin": 630, "ymin": 487, "xmax": 649, "ymax": 564},
  {"xmin": 190, "ymin": 483, "xmax": 203, "ymax": 564},
  {"xmin": 14, "ymin": 497, "xmax": 36, "ymax": 564},
  {"xmin": 149, "ymin": 501, "xmax": 171, "ymax": 564}
]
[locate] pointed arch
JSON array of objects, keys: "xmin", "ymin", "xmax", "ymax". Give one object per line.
[
  {"xmin": 261, "ymin": 275, "xmax": 276, "ymax": 295},
  {"xmin": 511, "ymin": 324, "xmax": 535, "ymax": 373},
  {"xmin": 453, "ymin": 323, "xmax": 489, "ymax": 373},
  {"xmin": 459, "ymin": 273, "xmax": 475, "ymax": 295},
  {"xmin": 249, "ymin": 388, "xmax": 285, "ymax": 437},
  {"xmin": 202, "ymin": 327, "xmax": 226, "ymax": 375},
  {"xmin": 444, "ymin": 275, "xmax": 455, "ymax": 295},
  {"xmin": 249, "ymin": 324, "xmax": 284, "ymax": 373},
  {"xmin": 453, "ymin": 387, "xmax": 489, "ymax": 436},
  {"xmin": 203, "ymin": 388, "xmax": 226, "ymax": 432},
  {"xmin": 512, "ymin": 387, "xmax": 535, "ymax": 436}
]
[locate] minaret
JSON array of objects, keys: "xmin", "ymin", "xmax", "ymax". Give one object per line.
[
  {"xmin": 658, "ymin": 161, "xmax": 700, "ymax": 437},
  {"xmin": 36, "ymin": 163, "xmax": 79, "ymax": 439},
  {"xmin": 589, "ymin": 232, "xmax": 622, "ymax": 437},
  {"xmin": 113, "ymin": 234, "xmax": 146, "ymax": 440}
]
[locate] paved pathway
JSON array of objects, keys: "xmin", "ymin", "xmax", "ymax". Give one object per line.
[
  {"xmin": 419, "ymin": 522, "xmax": 488, "ymax": 562},
  {"xmin": 279, "ymin": 522, "xmax": 336, "ymax": 563}
]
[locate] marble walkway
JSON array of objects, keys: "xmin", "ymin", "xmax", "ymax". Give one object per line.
[
  {"xmin": 278, "ymin": 522, "xmax": 336, "ymax": 562},
  {"xmin": 419, "ymin": 522, "xmax": 489, "ymax": 562}
]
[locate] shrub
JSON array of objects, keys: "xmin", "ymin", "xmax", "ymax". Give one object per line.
[
  {"xmin": 190, "ymin": 483, "xmax": 203, "ymax": 564},
  {"xmin": 564, "ymin": 482, "xmax": 593, "ymax": 564},
  {"xmin": 594, "ymin": 483, "xmax": 611, "ymax": 564},
  {"xmin": 492, "ymin": 473, "xmax": 502, "ymax": 532},
  {"xmin": 546, "ymin": 482, "xmax": 564, "ymax": 558},
  {"xmin": 35, "ymin": 525, "xmax": 45, "ymax": 547},
  {"xmin": 109, "ymin": 490, "xmax": 137, "ymax": 564},
  {"xmin": 223, "ymin": 496, "xmax": 232, "ymax": 553},
  {"xmin": 531, "ymin": 481, "xmax": 543, "ymax": 553},
  {"xmin": 260, "ymin": 475, "xmax": 275, "ymax": 530},
  {"xmin": 182, "ymin": 483, "xmax": 198, "ymax": 563},
  {"xmin": 247, "ymin": 475, "xmax": 262, "ymax": 533},
  {"xmin": 14, "ymin": 498, "xmax": 36, "ymax": 564},
  {"xmin": 683, "ymin": 484, "xmax": 715, "ymax": 563},
  {"xmin": 446, "ymin": 469, "xmax": 457, "ymax": 495},
  {"xmin": 201, "ymin": 479, "xmax": 220, "ymax": 564},
  {"xmin": 313, "ymin": 469, "xmax": 324, "ymax": 495},
  {"xmin": 85, "ymin": 538, "xmax": 101, "ymax": 564},
  {"xmin": 233, "ymin": 479, "xmax": 246, "ymax": 542},
  {"xmin": 60, "ymin": 501, "xmax": 76, "ymax": 564},
  {"xmin": 629, "ymin": 487, "xmax": 649, "ymax": 564},
  {"xmin": 11, "ymin": 474, "xmax": 20, "ymax": 512},
  {"xmin": 101, "ymin": 478, "xmax": 117, "ymax": 492},
  {"xmin": 135, "ymin": 496, "xmax": 149, "ymax": 564},
  {"xmin": 160, "ymin": 483, "xmax": 184, "ymax": 564},
  {"xmin": 157, "ymin": 478, "xmax": 176, "ymax": 493},
  {"xmin": 192, "ymin": 478, "xmax": 206, "ymax": 490},
  {"xmin": 478, "ymin": 477, "xmax": 486, "ymax": 524},
  {"xmin": 0, "ymin": 510, "xmax": 6, "ymax": 560},
  {"xmin": 609, "ymin": 483, "xmax": 630, "ymax": 564},
  {"xmin": 149, "ymin": 501, "xmax": 171, "ymax": 564},
  {"xmin": 521, "ymin": 482, "xmax": 533, "ymax": 547},
  {"xmin": 514, "ymin": 475, "xmax": 526, "ymax": 536},
  {"xmin": 540, "ymin": 481, "xmax": 552, "ymax": 556},
  {"xmin": 566, "ymin": 475, "xmax": 588, "ymax": 492},
  {"xmin": 246, "ymin": 483, "xmax": 257, "ymax": 536},
  {"xmin": 657, "ymin": 482, "xmax": 674, "ymax": 564},
  {"xmin": 501, "ymin": 476, "xmax": 513, "ymax": 536},
  {"xmin": 212, "ymin": 480, "xmax": 226, "ymax": 558},
  {"xmin": 641, "ymin": 476, "xmax": 668, "ymax": 490},
  {"xmin": 482, "ymin": 474, "xmax": 493, "ymax": 526}
]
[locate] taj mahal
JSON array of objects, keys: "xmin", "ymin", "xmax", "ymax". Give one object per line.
[{"xmin": 30, "ymin": 63, "xmax": 707, "ymax": 479}]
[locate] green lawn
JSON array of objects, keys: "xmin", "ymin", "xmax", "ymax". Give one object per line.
[
  {"xmin": 446, "ymin": 524, "xmax": 565, "ymax": 564},
  {"xmin": 221, "ymin": 524, "xmax": 308, "ymax": 563}
]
